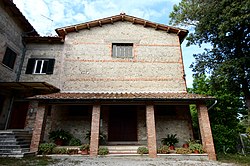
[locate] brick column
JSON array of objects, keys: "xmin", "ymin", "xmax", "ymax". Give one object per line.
[
  {"xmin": 146, "ymin": 104, "xmax": 157, "ymax": 158},
  {"xmin": 89, "ymin": 104, "xmax": 101, "ymax": 157},
  {"xmin": 30, "ymin": 102, "xmax": 47, "ymax": 152},
  {"xmin": 197, "ymin": 103, "xmax": 216, "ymax": 160}
]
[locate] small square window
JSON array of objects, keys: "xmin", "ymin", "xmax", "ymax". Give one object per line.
[
  {"xmin": 2, "ymin": 47, "xmax": 17, "ymax": 69},
  {"xmin": 25, "ymin": 58, "xmax": 55, "ymax": 74},
  {"xmin": 112, "ymin": 43, "xmax": 133, "ymax": 58}
]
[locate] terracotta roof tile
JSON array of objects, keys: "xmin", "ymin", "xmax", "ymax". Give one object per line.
[
  {"xmin": 55, "ymin": 13, "xmax": 188, "ymax": 43},
  {"xmin": 28, "ymin": 92, "xmax": 214, "ymax": 101}
]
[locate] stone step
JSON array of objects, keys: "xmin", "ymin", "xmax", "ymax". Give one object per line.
[
  {"xmin": 0, "ymin": 144, "xmax": 30, "ymax": 149},
  {"xmin": 0, "ymin": 130, "xmax": 32, "ymax": 155},
  {"xmin": 0, "ymin": 138, "xmax": 31, "ymax": 143},
  {"xmin": 0, "ymin": 140, "xmax": 31, "ymax": 145},
  {"xmin": 104, "ymin": 146, "xmax": 142, "ymax": 154},
  {"xmin": 0, "ymin": 148, "xmax": 30, "ymax": 154}
]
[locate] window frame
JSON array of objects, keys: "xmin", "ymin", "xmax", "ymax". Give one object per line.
[
  {"xmin": 25, "ymin": 58, "xmax": 55, "ymax": 75},
  {"xmin": 33, "ymin": 59, "xmax": 49, "ymax": 74},
  {"xmin": 2, "ymin": 47, "xmax": 17, "ymax": 70},
  {"xmin": 112, "ymin": 43, "xmax": 133, "ymax": 58}
]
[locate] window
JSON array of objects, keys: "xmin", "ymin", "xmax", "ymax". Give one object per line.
[
  {"xmin": 2, "ymin": 47, "xmax": 17, "ymax": 69},
  {"xmin": 25, "ymin": 58, "xmax": 55, "ymax": 74},
  {"xmin": 112, "ymin": 43, "xmax": 133, "ymax": 58}
]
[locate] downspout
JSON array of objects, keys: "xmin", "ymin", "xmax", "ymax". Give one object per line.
[
  {"xmin": 16, "ymin": 30, "xmax": 32, "ymax": 81},
  {"xmin": 208, "ymin": 100, "xmax": 218, "ymax": 111}
]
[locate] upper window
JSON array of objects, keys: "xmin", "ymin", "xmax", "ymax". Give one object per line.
[
  {"xmin": 25, "ymin": 58, "xmax": 55, "ymax": 74},
  {"xmin": 2, "ymin": 47, "xmax": 17, "ymax": 69},
  {"xmin": 112, "ymin": 43, "xmax": 133, "ymax": 58}
]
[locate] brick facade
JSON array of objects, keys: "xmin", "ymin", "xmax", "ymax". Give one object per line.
[
  {"xmin": 197, "ymin": 104, "xmax": 216, "ymax": 160},
  {"xmin": 89, "ymin": 105, "xmax": 101, "ymax": 156},
  {"xmin": 30, "ymin": 102, "xmax": 47, "ymax": 152},
  {"xmin": 146, "ymin": 105, "xmax": 157, "ymax": 158}
]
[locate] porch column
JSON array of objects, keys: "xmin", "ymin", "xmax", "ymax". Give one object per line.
[
  {"xmin": 30, "ymin": 102, "xmax": 46, "ymax": 152},
  {"xmin": 146, "ymin": 104, "xmax": 157, "ymax": 158},
  {"xmin": 89, "ymin": 104, "xmax": 101, "ymax": 157},
  {"xmin": 197, "ymin": 103, "xmax": 216, "ymax": 160}
]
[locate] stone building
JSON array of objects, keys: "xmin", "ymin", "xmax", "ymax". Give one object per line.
[{"xmin": 0, "ymin": 0, "xmax": 216, "ymax": 160}]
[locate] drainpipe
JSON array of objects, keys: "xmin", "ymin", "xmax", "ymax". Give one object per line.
[
  {"xmin": 208, "ymin": 100, "xmax": 218, "ymax": 111},
  {"xmin": 16, "ymin": 30, "xmax": 33, "ymax": 81}
]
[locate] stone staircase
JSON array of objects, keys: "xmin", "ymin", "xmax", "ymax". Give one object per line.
[
  {"xmin": 104, "ymin": 145, "xmax": 142, "ymax": 154},
  {"xmin": 0, "ymin": 130, "xmax": 34, "ymax": 157}
]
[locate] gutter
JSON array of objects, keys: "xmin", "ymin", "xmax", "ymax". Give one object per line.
[{"xmin": 208, "ymin": 100, "xmax": 218, "ymax": 111}]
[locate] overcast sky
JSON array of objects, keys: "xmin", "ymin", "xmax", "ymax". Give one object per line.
[{"xmin": 13, "ymin": 0, "xmax": 206, "ymax": 88}]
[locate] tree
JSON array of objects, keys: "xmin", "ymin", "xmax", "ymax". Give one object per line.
[
  {"xmin": 190, "ymin": 74, "xmax": 246, "ymax": 152},
  {"xmin": 169, "ymin": 0, "xmax": 250, "ymax": 125}
]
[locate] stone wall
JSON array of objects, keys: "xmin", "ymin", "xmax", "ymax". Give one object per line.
[
  {"xmin": 0, "ymin": 1, "xmax": 24, "ymax": 82},
  {"xmin": 155, "ymin": 105, "xmax": 194, "ymax": 147},
  {"xmin": 43, "ymin": 104, "xmax": 193, "ymax": 147},
  {"xmin": 43, "ymin": 105, "xmax": 92, "ymax": 144},
  {"xmin": 20, "ymin": 21, "xmax": 186, "ymax": 93}
]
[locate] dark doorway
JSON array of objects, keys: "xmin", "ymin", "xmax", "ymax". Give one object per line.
[
  {"xmin": 108, "ymin": 105, "xmax": 137, "ymax": 142},
  {"xmin": 8, "ymin": 101, "xmax": 29, "ymax": 129}
]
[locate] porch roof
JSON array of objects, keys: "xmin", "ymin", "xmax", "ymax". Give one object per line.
[
  {"xmin": 28, "ymin": 92, "xmax": 214, "ymax": 102},
  {"xmin": 0, "ymin": 82, "xmax": 60, "ymax": 94}
]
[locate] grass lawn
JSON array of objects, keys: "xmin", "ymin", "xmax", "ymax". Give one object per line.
[
  {"xmin": 0, "ymin": 156, "xmax": 58, "ymax": 166},
  {"xmin": 217, "ymin": 153, "xmax": 250, "ymax": 166}
]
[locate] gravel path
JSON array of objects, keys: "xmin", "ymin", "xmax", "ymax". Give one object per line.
[{"xmin": 49, "ymin": 156, "xmax": 236, "ymax": 166}]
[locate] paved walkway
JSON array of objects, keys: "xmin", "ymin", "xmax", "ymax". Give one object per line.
[{"xmin": 50, "ymin": 156, "xmax": 236, "ymax": 166}]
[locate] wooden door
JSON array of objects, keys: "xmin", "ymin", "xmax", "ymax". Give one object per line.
[
  {"xmin": 8, "ymin": 102, "xmax": 29, "ymax": 129},
  {"xmin": 108, "ymin": 106, "xmax": 137, "ymax": 141}
]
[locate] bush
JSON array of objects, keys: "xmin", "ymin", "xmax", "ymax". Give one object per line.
[
  {"xmin": 157, "ymin": 145, "xmax": 170, "ymax": 154},
  {"xmin": 137, "ymin": 146, "xmax": 148, "ymax": 155},
  {"xmin": 189, "ymin": 143, "xmax": 204, "ymax": 153},
  {"xmin": 67, "ymin": 148, "xmax": 79, "ymax": 155},
  {"xmin": 176, "ymin": 148, "xmax": 192, "ymax": 154},
  {"xmin": 69, "ymin": 138, "xmax": 82, "ymax": 146},
  {"xmin": 98, "ymin": 147, "xmax": 109, "ymax": 155},
  {"xmin": 38, "ymin": 143, "xmax": 56, "ymax": 155},
  {"xmin": 49, "ymin": 129, "xmax": 72, "ymax": 145},
  {"xmin": 52, "ymin": 147, "xmax": 68, "ymax": 154},
  {"xmin": 80, "ymin": 144, "xmax": 90, "ymax": 151},
  {"xmin": 161, "ymin": 134, "xmax": 179, "ymax": 146}
]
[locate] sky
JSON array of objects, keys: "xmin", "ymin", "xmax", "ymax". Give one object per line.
[{"xmin": 13, "ymin": 0, "xmax": 206, "ymax": 88}]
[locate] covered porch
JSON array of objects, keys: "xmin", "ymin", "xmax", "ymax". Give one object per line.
[{"xmin": 27, "ymin": 92, "xmax": 216, "ymax": 160}]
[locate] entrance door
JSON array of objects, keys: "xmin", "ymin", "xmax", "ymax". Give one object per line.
[
  {"xmin": 8, "ymin": 102, "xmax": 29, "ymax": 129},
  {"xmin": 108, "ymin": 105, "xmax": 137, "ymax": 141}
]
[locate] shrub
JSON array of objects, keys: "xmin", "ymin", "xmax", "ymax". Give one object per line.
[
  {"xmin": 85, "ymin": 130, "xmax": 107, "ymax": 145},
  {"xmin": 157, "ymin": 145, "xmax": 170, "ymax": 154},
  {"xmin": 38, "ymin": 143, "xmax": 56, "ymax": 155},
  {"xmin": 69, "ymin": 138, "xmax": 82, "ymax": 146},
  {"xmin": 67, "ymin": 148, "xmax": 79, "ymax": 155},
  {"xmin": 137, "ymin": 146, "xmax": 148, "ymax": 155},
  {"xmin": 161, "ymin": 134, "xmax": 179, "ymax": 146},
  {"xmin": 176, "ymin": 148, "xmax": 192, "ymax": 154},
  {"xmin": 80, "ymin": 144, "xmax": 90, "ymax": 151},
  {"xmin": 189, "ymin": 143, "xmax": 204, "ymax": 153},
  {"xmin": 98, "ymin": 147, "xmax": 109, "ymax": 155},
  {"xmin": 52, "ymin": 147, "xmax": 68, "ymax": 154},
  {"xmin": 49, "ymin": 129, "xmax": 72, "ymax": 145}
]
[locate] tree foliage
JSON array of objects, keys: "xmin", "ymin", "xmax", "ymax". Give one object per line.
[
  {"xmin": 189, "ymin": 74, "xmax": 246, "ymax": 153},
  {"xmin": 170, "ymin": 0, "xmax": 250, "ymax": 125}
]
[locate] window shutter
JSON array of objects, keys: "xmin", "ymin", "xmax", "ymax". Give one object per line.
[
  {"xmin": 46, "ymin": 59, "xmax": 55, "ymax": 74},
  {"xmin": 25, "ymin": 58, "xmax": 35, "ymax": 74}
]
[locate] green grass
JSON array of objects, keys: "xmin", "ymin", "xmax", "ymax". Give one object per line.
[
  {"xmin": 217, "ymin": 153, "xmax": 250, "ymax": 166},
  {"xmin": 0, "ymin": 156, "xmax": 58, "ymax": 166}
]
